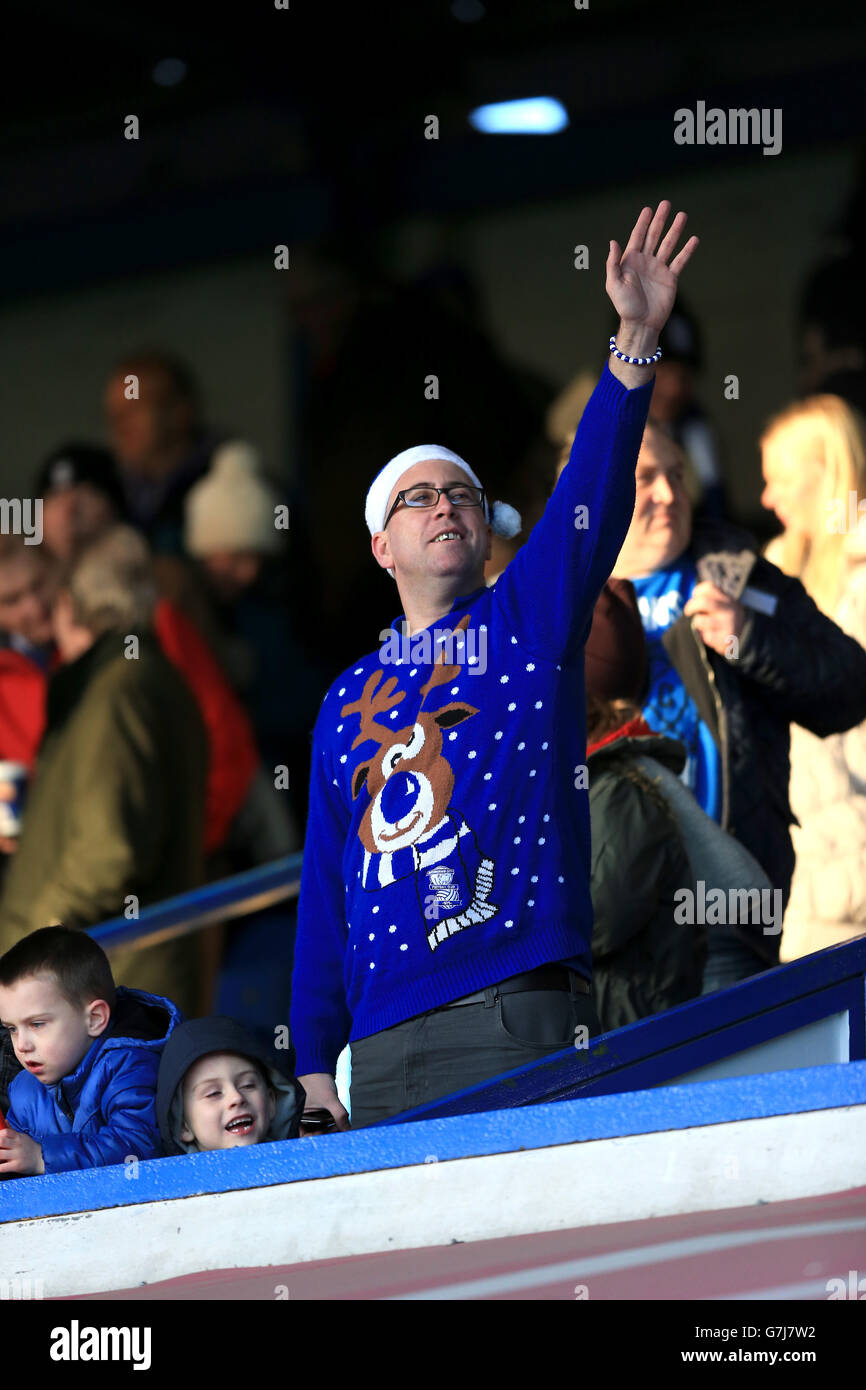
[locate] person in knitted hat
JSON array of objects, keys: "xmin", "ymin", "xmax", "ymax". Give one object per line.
[
  {"xmin": 185, "ymin": 442, "xmax": 284, "ymax": 603},
  {"xmin": 35, "ymin": 443, "xmax": 128, "ymax": 563},
  {"xmin": 290, "ymin": 200, "xmax": 700, "ymax": 1131}
]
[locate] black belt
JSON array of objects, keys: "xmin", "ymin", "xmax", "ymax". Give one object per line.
[{"xmin": 438, "ymin": 965, "xmax": 590, "ymax": 1008}]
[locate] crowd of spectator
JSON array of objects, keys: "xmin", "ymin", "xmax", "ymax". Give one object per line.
[{"xmin": 2, "ymin": 197, "xmax": 866, "ymax": 1160}]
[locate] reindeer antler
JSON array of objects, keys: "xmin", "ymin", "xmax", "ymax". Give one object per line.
[
  {"xmin": 419, "ymin": 614, "xmax": 473, "ymax": 704},
  {"xmin": 342, "ymin": 671, "xmax": 407, "ymax": 750}
]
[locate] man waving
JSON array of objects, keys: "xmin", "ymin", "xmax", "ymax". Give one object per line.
[{"xmin": 291, "ymin": 202, "xmax": 699, "ymax": 1128}]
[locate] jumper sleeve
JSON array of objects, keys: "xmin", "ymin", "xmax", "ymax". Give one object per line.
[
  {"xmin": 290, "ymin": 702, "xmax": 353, "ymax": 1076},
  {"xmin": 494, "ymin": 362, "xmax": 653, "ymax": 665}
]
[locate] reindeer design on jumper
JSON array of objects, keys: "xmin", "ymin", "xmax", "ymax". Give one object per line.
[{"xmin": 341, "ymin": 615, "xmax": 499, "ymax": 952}]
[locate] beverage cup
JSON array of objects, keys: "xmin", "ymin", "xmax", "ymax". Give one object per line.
[{"xmin": 0, "ymin": 762, "xmax": 28, "ymax": 837}]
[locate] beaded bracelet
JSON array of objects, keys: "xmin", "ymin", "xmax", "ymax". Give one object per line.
[{"xmin": 609, "ymin": 335, "xmax": 662, "ymax": 366}]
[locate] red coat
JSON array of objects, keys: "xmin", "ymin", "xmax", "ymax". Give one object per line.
[
  {"xmin": 153, "ymin": 599, "xmax": 259, "ymax": 852},
  {"xmin": 0, "ymin": 647, "xmax": 54, "ymax": 768},
  {"xmin": 0, "ymin": 605, "xmax": 258, "ymax": 854}
]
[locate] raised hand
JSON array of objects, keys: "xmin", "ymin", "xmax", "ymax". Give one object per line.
[{"xmin": 606, "ymin": 201, "xmax": 698, "ymax": 336}]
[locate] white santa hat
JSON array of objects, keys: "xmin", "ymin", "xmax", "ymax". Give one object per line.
[{"xmin": 365, "ymin": 444, "xmax": 522, "ymax": 580}]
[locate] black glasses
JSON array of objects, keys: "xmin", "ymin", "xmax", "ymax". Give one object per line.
[{"xmin": 383, "ymin": 483, "xmax": 486, "ymax": 528}]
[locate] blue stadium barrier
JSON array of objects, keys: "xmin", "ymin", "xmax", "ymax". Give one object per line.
[
  {"xmin": 375, "ymin": 937, "xmax": 866, "ymax": 1124},
  {"xmin": 3, "ymin": 1060, "xmax": 865, "ymax": 1224},
  {"xmin": 87, "ymin": 852, "xmax": 303, "ymax": 954},
  {"xmin": 86, "ymin": 861, "xmax": 866, "ymax": 1127},
  {"xmin": 2, "ymin": 874, "xmax": 864, "ymax": 1228}
]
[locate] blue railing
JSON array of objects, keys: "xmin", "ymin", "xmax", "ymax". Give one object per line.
[
  {"xmin": 84, "ymin": 860, "xmax": 866, "ymax": 1129},
  {"xmin": 376, "ymin": 936, "xmax": 866, "ymax": 1123},
  {"xmin": 87, "ymin": 853, "xmax": 303, "ymax": 953}
]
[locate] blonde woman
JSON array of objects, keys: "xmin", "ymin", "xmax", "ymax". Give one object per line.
[{"xmin": 760, "ymin": 395, "xmax": 866, "ymax": 960}]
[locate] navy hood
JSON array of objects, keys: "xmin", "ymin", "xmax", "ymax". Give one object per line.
[{"xmin": 157, "ymin": 1016, "xmax": 305, "ymax": 1155}]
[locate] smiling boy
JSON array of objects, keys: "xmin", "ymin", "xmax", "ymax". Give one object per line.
[
  {"xmin": 156, "ymin": 1016, "xmax": 305, "ymax": 1155},
  {"xmin": 0, "ymin": 926, "xmax": 179, "ymax": 1175},
  {"xmin": 181, "ymin": 1054, "xmax": 276, "ymax": 1148}
]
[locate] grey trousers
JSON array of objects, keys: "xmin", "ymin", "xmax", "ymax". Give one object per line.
[{"xmin": 349, "ymin": 980, "xmax": 601, "ymax": 1127}]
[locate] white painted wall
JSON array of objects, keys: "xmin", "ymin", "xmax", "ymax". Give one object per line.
[{"xmin": 7, "ymin": 1103, "xmax": 865, "ymax": 1298}]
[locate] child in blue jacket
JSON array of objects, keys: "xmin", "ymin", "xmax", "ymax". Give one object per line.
[{"xmin": 0, "ymin": 925, "xmax": 180, "ymax": 1176}]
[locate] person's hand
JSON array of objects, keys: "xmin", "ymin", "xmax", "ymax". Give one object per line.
[
  {"xmin": 0, "ymin": 1127, "xmax": 45, "ymax": 1176},
  {"xmin": 296, "ymin": 1073, "xmax": 350, "ymax": 1136},
  {"xmin": 684, "ymin": 582, "xmax": 745, "ymax": 657},
  {"xmin": 606, "ymin": 201, "xmax": 699, "ymax": 337}
]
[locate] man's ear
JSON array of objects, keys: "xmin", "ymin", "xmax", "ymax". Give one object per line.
[
  {"xmin": 86, "ymin": 999, "xmax": 111, "ymax": 1037},
  {"xmin": 370, "ymin": 531, "xmax": 393, "ymax": 573}
]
